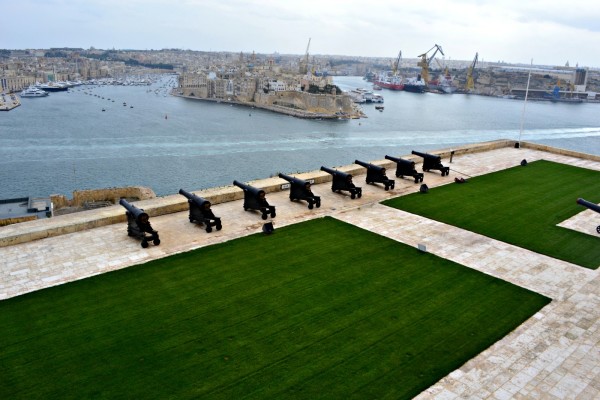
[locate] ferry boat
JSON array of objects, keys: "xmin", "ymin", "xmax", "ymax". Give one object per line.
[{"xmin": 20, "ymin": 87, "xmax": 49, "ymax": 97}]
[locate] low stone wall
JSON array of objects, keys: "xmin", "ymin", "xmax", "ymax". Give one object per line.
[
  {"xmin": 51, "ymin": 186, "xmax": 156, "ymax": 210},
  {"xmin": 0, "ymin": 215, "xmax": 37, "ymax": 227},
  {"xmin": 2, "ymin": 139, "xmax": 599, "ymax": 248}
]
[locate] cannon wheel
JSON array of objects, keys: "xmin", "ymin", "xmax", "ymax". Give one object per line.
[
  {"xmin": 391, "ymin": 183, "xmax": 395, "ymax": 190},
  {"xmin": 206, "ymin": 225, "xmax": 212, "ymax": 233},
  {"xmin": 350, "ymin": 193, "xmax": 356, "ymax": 199},
  {"xmin": 261, "ymin": 213, "xmax": 268, "ymax": 220},
  {"xmin": 316, "ymin": 201, "xmax": 321, "ymax": 208},
  {"xmin": 271, "ymin": 210, "xmax": 276, "ymax": 218},
  {"xmin": 308, "ymin": 203, "xmax": 314, "ymax": 210},
  {"xmin": 153, "ymin": 238, "xmax": 161, "ymax": 246},
  {"xmin": 216, "ymin": 224, "xmax": 222, "ymax": 231},
  {"xmin": 141, "ymin": 240, "xmax": 149, "ymax": 248},
  {"xmin": 384, "ymin": 184, "xmax": 389, "ymax": 191},
  {"xmin": 596, "ymin": 225, "xmax": 600, "ymax": 234}
]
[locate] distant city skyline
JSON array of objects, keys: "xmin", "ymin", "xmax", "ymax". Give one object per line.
[{"xmin": 4, "ymin": 0, "xmax": 600, "ymax": 67}]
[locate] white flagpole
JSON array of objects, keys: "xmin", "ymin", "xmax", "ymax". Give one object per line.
[{"xmin": 518, "ymin": 59, "xmax": 533, "ymax": 147}]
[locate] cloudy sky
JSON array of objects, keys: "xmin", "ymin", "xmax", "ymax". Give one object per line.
[{"xmin": 4, "ymin": 0, "xmax": 600, "ymax": 67}]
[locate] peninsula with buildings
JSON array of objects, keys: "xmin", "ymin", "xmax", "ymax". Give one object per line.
[{"xmin": 1, "ymin": 47, "xmax": 600, "ymax": 116}]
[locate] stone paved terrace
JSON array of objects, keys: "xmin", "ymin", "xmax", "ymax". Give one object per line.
[{"xmin": 2, "ymin": 141, "xmax": 600, "ymax": 399}]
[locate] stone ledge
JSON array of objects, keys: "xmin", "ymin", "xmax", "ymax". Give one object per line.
[{"xmin": 2, "ymin": 139, "xmax": 598, "ymax": 248}]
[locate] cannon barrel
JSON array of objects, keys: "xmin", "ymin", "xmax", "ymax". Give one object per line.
[
  {"xmin": 354, "ymin": 159, "xmax": 371, "ymax": 168},
  {"xmin": 384, "ymin": 155, "xmax": 401, "ymax": 163},
  {"xmin": 278, "ymin": 173, "xmax": 305, "ymax": 186},
  {"xmin": 234, "ymin": 180, "xmax": 265, "ymax": 196},
  {"xmin": 178, "ymin": 188, "xmax": 194, "ymax": 199},
  {"xmin": 233, "ymin": 180, "xmax": 250, "ymax": 191},
  {"xmin": 179, "ymin": 188, "xmax": 210, "ymax": 207},
  {"xmin": 355, "ymin": 159, "xmax": 386, "ymax": 172},
  {"xmin": 321, "ymin": 166, "xmax": 351, "ymax": 178},
  {"xmin": 412, "ymin": 150, "xmax": 440, "ymax": 160},
  {"xmin": 320, "ymin": 166, "xmax": 337, "ymax": 175},
  {"xmin": 577, "ymin": 198, "xmax": 600, "ymax": 214},
  {"xmin": 119, "ymin": 198, "xmax": 148, "ymax": 224}
]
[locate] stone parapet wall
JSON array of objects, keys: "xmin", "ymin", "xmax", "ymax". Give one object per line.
[
  {"xmin": 51, "ymin": 186, "xmax": 156, "ymax": 210},
  {"xmin": 0, "ymin": 215, "xmax": 37, "ymax": 227},
  {"xmin": 2, "ymin": 139, "xmax": 600, "ymax": 248}
]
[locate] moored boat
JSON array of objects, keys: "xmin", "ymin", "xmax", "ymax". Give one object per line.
[
  {"xmin": 428, "ymin": 70, "xmax": 457, "ymax": 94},
  {"xmin": 373, "ymin": 73, "xmax": 404, "ymax": 91},
  {"xmin": 403, "ymin": 75, "xmax": 427, "ymax": 93},
  {"xmin": 20, "ymin": 86, "xmax": 49, "ymax": 97},
  {"xmin": 35, "ymin": 82, "xmax": 68, "ymax": 92}
]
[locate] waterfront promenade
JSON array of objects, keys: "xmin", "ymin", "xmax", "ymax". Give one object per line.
[{"xmin": 2, "ymin": 142, "xmax": 600, "ymax": 398}]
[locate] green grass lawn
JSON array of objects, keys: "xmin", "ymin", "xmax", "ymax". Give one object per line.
[
  {"xmin": 383, "ymin": 160, "xmax": 600, "ymax": 269},
  {"xmin": 0, "ymin": 217, "xmax": 549, "ymax": 399}
]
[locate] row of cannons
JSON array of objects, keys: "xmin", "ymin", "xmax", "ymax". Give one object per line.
[{"xmin": 118, "ymin": 151, "xmax": 453, "ymax": 247}]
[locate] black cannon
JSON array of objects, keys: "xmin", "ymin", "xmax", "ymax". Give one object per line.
[
  {"xmin": 119, "ymin": 198, "xmax": 160, "ymax": 248},
  {"xmin": 576, "ymin": 198, "xmax": 600, "ymax": 234},
  {"xmin": 354, "ymin": 159, "xmax": 395, "ymax": 190},
  {"xmin": 320, "ymin": 166, "xmax": 362, "ymax": 199},
  {"xmin": 384, "ymin": 155, "xmax": 424, "ymax": 183},
  {"xmin": 411, "ymin": 150, "xmax": 450, "ymax": 176},
  {"xmin": 179, "ymin": 189, "xmax": 222, "ymax": 232},
  {"xmin": 278, "ymin": 173, "xmax": 321, "ymax": 209},
  {"xmin": 233, "ymin": 180, "xmax": 276, "ymax": 220}
]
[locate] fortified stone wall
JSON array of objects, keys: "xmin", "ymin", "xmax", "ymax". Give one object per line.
[
  {"xmin": 254, "ymin": 91, "xmax": 355, "ymax": 114},
  {"xmin": 51, "ymin": 186, "xmax": 156, "ymax": 210}
]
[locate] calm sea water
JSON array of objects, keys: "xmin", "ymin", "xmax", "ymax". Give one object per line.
[{"xmin": 1, "ymin": 75, "xmax": 599, "ymax": 199}]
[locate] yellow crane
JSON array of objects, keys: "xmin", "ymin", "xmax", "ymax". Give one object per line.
[
  {"xmin": 466, "ymin": 52, "xmax": 478, "ymax": 91},
  {"xmin": 300, "ymin": 38, "xmax": 311, "ymax": 75},
  {"xmin": 417, "ymin": 44, "xmax": 444, "ymax": 83},
  {"xmin": 392, "ymin": 50, "xmax": 402, "ymax": 76}
]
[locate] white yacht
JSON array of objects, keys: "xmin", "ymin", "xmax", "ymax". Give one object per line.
[{"xmin": 20, "ymin": 87, "xmax": 49, "ymax": 97}]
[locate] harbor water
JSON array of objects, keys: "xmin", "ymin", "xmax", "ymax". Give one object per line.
[{"xmin": 1, "ymin": 75, "xmax": 599, "ymax": 199}]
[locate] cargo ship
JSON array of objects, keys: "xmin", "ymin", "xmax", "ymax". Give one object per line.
[
  {"xmin": 403, "ymin": 75, "xmax": 427, "ymax": 93},
  {"xmin": 373, "ymin": 73, "xmax": 404, "ymax": 91},
  {"xmin": 428, "ymin": 70, "xmax": 457, "ymax": 94}
]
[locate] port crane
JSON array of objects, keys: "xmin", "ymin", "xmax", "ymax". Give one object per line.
[
  {"xmin": 392, "ymin": 50, "xmax": 402, "ymax": 76},
  {"xmin": 417, "ymin": 44, "xmax": 444, "ymax": 83},
  {"xmin": 300, "ymin": 38, "xmax": 311, "ymax": 75},
  {"xmin": 466, "ymin": 52, "xmax": 479, "ymax": 91}
]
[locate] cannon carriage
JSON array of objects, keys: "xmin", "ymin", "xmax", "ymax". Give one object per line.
[
  {"xmin": 320, "ymin": 166, "xmax": 362, "ymax": 199},
  {"xmin": 384, "ymin": 155, "xmax": 424, "ymax": 183},
  {"xmin": 233, "ymin": 180, "xmax": 276, "ymax": 220},
  {"xmin": 576, "ymin": 198, "xmax": 600, "ymax": 234},
  {"xmin": 119, "ymin": 199, "xmax": 160, "ymax": 248},
  {"xmin": 179, "ymin": 189, "xmax": 222, "ymax": 232},
  {"xmin": 354, "ymin": 159, "xmax": 395, "ymax": 190},
  {"xmin": 278, "ymin": 173, "xmax": 321, "ymax": 209},
  {"xmin": 411, "ymin": 150, "xmax": 450, "ymax": 176}
]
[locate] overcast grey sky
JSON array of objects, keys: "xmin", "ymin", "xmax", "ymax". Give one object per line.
[{"xmin": 4, "ymin": 0, "xmax": 600, "ymax": 67}]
